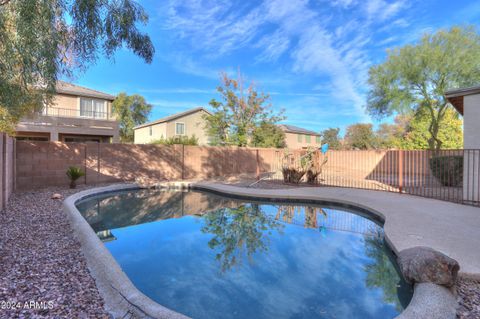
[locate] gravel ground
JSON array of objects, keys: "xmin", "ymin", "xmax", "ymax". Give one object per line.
[
  {"xmin": 0, "ymin": 185, "xmax": 111, "ymax": 319},
  {"xmin": 457, "ymin": 277, "xmax": 480, "ymax": 319}
]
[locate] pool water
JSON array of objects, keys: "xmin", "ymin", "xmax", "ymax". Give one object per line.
[{"xmin": 76, "ymin": 188, "xmax": 412, "ymax": 319}]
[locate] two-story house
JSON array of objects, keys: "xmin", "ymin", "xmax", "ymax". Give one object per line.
[
  {"xmin": 133, "ymin": 107, "xmax": 212, "ymax": 145},
  {"xmin": 15, "ymin": 81, "xmax": 119, "ymax": 142},
  {"xmin": 278, "ymin": 124, "xmax": 321, "ymax": 149}
]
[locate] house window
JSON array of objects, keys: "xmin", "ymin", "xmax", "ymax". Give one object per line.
[
  {"xmin": 149, "ymin": 126, "xmax": 152, "ymax": 136},
  {"xmin": 80, "ymin": 98, "xmax": 106, "ymax": 118},
  {"xmin": 316, "ymin": 135, "xmax": 321, "ymax": 144},
  {"xmin": 176, "ymin": 122, "xmax": 185, "ymax": 135},
  {"xmin": 297, "ymin": 134, "xmax": 302, "ymax": 143},
  {"xmin": 305, "ymin": 135, "xmax": 311, "ymax": 143}
]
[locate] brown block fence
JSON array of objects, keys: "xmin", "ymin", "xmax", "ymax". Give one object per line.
[
  {"xmin": 11, "ymin": 141, "xmax": 479, "ymax": 206},
  {"xmin": 15, "ymin": 141, "xmax": 280, "ymax": 190}
]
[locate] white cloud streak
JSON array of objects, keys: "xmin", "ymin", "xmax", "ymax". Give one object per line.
[{"xmin": 164, "ymin": 0, "xmax": 408, "ymax": 122}]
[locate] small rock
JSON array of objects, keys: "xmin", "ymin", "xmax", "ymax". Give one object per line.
[
  {"xmin": 397, "ymin": 246, "xmax": 459, "ymax": 287},
  {"xmin": 51, "ymin": 193, "xmax": 63, "ymax": 199}
]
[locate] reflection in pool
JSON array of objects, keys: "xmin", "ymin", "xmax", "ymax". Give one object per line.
[{"xmin": 76, "ymin": 189, "xmax": 413, "ymax": 319}]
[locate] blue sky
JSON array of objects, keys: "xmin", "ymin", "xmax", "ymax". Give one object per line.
[{"xmin": 69, "ymin": 0, "xmax": 480, "ymax": 134}]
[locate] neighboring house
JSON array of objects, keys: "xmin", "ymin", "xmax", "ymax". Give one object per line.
[
  {"xmin": 446, "ymin": 85, "xmax": 480, "ymax": 203},
  {"xmin": 278, "ymin": 124, "xmax": 321, "ymax": 149},
  {"xmin": 15, "ymin": 81, "xmax": 119, "ymax": 142},
  {"xmin": 133, "ymin": 107, "xmax": 212, "ymax": 145}
]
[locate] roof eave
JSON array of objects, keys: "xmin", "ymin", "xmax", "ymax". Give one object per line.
[
  {"xmin": 445, "ymin": 86, "xmax": 480, "ymax": 98},
  {"xmin": 57, "ymin": 89, "xmax": 116, "ymax": 101},
  {"xmin": 133, "ymin": 107, "xmax": 212, "ymax": 130}
]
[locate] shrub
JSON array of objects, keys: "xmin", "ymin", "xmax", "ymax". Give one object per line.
[
  {"xmin": 150, "ymin": 135, "xmax": 198, "ymax": 146},
  {"xmin": 306, "ymin": 169, "xmax": 320, "ymax": 184},
  {"xmin": 429, "ymin": 155, "xmax": 463, "ymax": 187},
  {"xmin": 281, "ymin": 147, "xmax": 327, "ymax": 184},
  {"xmin": 282, "ymin": 167, "xmax": 306, "ymax": 184},
  {"xmin": 66, "ymin": 166, "xmax": 85, "ymax": 189}
]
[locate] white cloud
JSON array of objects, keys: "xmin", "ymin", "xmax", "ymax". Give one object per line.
[
  {"xmin": 365, "ymin": 0, "xmax": 407, "ymax": 22},
  {"xmin": 255, "ymin": 30, "xmax": 291, "ymax": 62},
  {"xmin": 166, "ymin": 0, "xmax": 267, "ymax": 56},
  {"xmin": 162, "ymin": 0, "xmax": 410, "ymax": 122},
  {"xmin": 139, "ymin": 88, "xmax": 215, "ymax": 94},
  {"xmin": 150, "ymin": 99, "xmax": 206, "ymax": 110},
  {"xmin": 164, "ymin": 53, "xmax": 233, "ymax": 80},
  {"xmin": 331, "ymin": 0, "xmax": 357, "ymax": 9}
]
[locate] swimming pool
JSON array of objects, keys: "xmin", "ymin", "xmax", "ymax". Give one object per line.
[{"xmin": 76, "ymin": 188, "xmax": 412, "ymax": 319}]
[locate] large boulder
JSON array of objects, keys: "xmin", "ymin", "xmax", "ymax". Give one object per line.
[{"xmin": 397, "ymin": 246, "xmax": 460, "ymax": 287}]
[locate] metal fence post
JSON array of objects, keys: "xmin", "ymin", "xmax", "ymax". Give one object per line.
[
  {"xmin": 398, "ymin": 150, "xmax": 403, "ymax": 193},
  {"xmin": 256, "ymin": 149, "xmax": 260, "ymax": 180},
  {"xmin": 182, "ymin": 144, "xmax": 185, "ymax": 180}
]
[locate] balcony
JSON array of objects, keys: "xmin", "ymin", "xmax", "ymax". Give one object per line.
[
  {"xmin": 17, "ymin": 107, "xmax": 119, "ymax": 139},
  {"xmin": 41, "ymin": 107, "xmax": 116, "ymax": 121}
]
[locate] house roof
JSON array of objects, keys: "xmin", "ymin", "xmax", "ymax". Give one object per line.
[
  {"xmin": 278, "ymin": 124, "xmax": 320, "ymax": 136},
  {"xmin": 56, "ymin": 81, "xmax": 116, "ymax": 101},
  {"xmin": 445, "ymin": 84, "xmax": 480, "ymax": 115},
  {"xmin": 133, "ymin": 107, "xmax": 212, "ymax": 130}
]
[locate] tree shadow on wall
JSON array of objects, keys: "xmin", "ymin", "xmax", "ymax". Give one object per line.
[
  {"xmin": 196, "ymin": 146, "xmax": 271, "ymax": 181},
  {"xmin": 92, "ymin": 143, "xmax": 190, "ymax": 183}
]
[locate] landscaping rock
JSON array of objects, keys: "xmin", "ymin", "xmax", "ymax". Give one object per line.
[
  {"xmin": 0, "ymin": 185, "xmax": 113, "ymax": 318},
  {"xmin": 51, "ymin": 193, "xmax": 63, "ymax": 199},
  {"xmin": 456, "ymin": 277, "xmax": 480, "ymax": 319},
  {"xmin": 397, "ymin": 246, "xmax": 459, "ymax": 287}
]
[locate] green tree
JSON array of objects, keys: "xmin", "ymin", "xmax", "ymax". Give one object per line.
[
  {"xmin": 251, "ymin": 122, "xmax": 286, "ymax": 148},
  {"xmin": 367, "ymin": 26, "xmax": 480, "ymax": 150},
  {"xmin": 204, "ymin": 72, "xmax": 284, "ymax": 147},
  {"xmin": 321, "ymin": 128, "xmax": 341, "ymax": 150},
  {"xmin": 0, "ymin": 0, "xmax": 154, "ymax": 133},
  {"xmin": 375, "ymin": 118, "xmax": 406, "ymax": 149},
  {"xmin": 112, "ymin": 93, "xmax": 152, "ymax": 142},
  {"xmin": 344, "ymin": 123, "xmax": 377, "ymax": 150},
  {"xmin": 401, "ymin": 108, "xmax": 463, "ymax": 150},
  {"xmin": 203, "ymin": 100, "xmax": 230, "ymax": 146}
]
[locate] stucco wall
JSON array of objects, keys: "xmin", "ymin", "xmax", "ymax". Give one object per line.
[
  {"xmin": 284, "ymin": 132, "xmax": 321, "ymax": 149},
  {"xmin": 463, "ymin": 94, "xmax": 480, "ymax": 202},
  {"xmin": 134, "ymin": 110, "xmax": 210, "ymax": 145},
  {"xmin": 165, "ymin": 110, "xmax": 210, "ymax": 145},
  {"xmin": 134, "ymin": 122, "xmax": 167, "ymax": 144},
  {"xmin": 464, "ymin": 94, "xmax": 480, "ymax": 149},
  {"xmin": 52, "ymin": 94, "xmax": 78, "ymax": 111}
]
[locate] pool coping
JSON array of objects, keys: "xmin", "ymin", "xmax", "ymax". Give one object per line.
[{"xmin": 63, "ymin": 182, "xmax": 458, "ymax": 319}]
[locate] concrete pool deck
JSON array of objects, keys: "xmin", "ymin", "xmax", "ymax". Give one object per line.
[
  {"xmin": 196, "ymin": 182, "xmax": 480, "ymax": 277},
  {"xmin": 63, "ymin": 182, "xmax": 480, "ymax": 319}
]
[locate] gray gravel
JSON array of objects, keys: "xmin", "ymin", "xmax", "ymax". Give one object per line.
[
  {"xmin": 0, "ymin": 185, "xmax": 111, "ymax": 319},
  {"xmin": 457, "ymin": 277, "xmax": 480, "ymax": 319}
]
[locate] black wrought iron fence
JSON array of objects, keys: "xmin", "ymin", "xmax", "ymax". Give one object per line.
[{"xmin": 268, "ymin": 149, "xmax": 480, "ymax": 207}]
